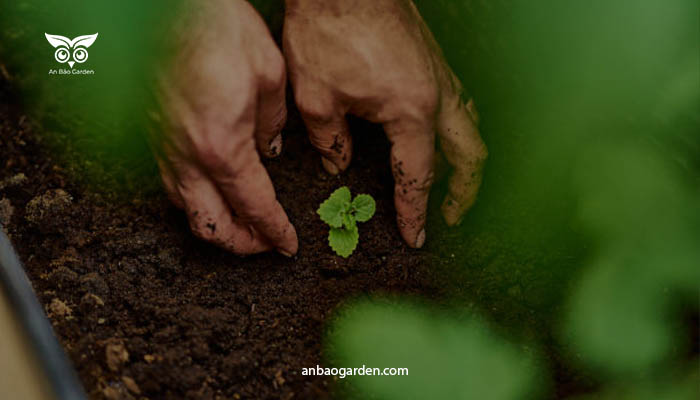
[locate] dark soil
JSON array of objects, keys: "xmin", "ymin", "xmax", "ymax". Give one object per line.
[
  {"xmin": 0, "ymin": 57, "xmax": 608, "ymax": 398},
  {"xmin": 0, "ymin": 76, "xmax": 449, "ymax": 399}
]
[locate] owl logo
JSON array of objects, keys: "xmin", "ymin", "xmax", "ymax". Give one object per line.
[{"xmin": 45, "ymin": 33, "xmax": 98, "ymax": 68}]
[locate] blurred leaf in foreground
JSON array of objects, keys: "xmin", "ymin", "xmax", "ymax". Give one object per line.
[
  {"xmin": 327, "ymin": 300, "xmax": 543, "ymax": 400},
  {"xmin": 564, "ymin": 141, "xmax": 700, "ymax": 377}
]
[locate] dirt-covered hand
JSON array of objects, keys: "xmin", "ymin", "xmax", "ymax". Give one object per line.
[
  {"xmin": 284, "ymin": 0, "xmax": 487, "ymax": 248},
  {"xmin": 152, "ymin": 0, "xmax": 297, "ymax": 256}
]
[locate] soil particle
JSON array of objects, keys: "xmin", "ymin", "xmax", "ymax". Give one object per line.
[
  {"xmin": 0, "ymin": 172, "xmax": 27, "ymax": 190},
  {"xmin": 25, "ymin": 188, "xmax": 73, "ymax": 229},
  {"xmin": 81, "ymin": 293, "xmax": 106, "ymax": 308},
  {"xmin": 105, "ymin": 340, "xmax": 130, "ymax": 372},
  {"xmin": 101, "ymin": 385, "xmax": 133, "ymax": 400},
  {"xmin": 47, "ymin": 298, "xmax": 73, "ymax": 319},
  {"xmin": 0, "ymin": 197, "xmax": 13, "ymax": 227},
  {"xmin": 121, "ymin": 376, "xmax": 141, "ymax": 395}
]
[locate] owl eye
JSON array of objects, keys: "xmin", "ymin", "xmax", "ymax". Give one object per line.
[
  {"xmin": 72, "ymin": 47, "xmax": 89, "ymax": 63},
  {"xmin": 54, "ymin": 47, "xmax": 70, "ymax": 63}
]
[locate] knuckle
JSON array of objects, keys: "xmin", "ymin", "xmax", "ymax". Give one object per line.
[
  {"xmin": 260, "ymin": 50, "xmax": 286, "ymax": 89},
  {"xmin": 444, "ymin": 69, "xmax": 465, "ymax": 99},
  {"xmin": 401, "ymin": 81, "xmax": 439, "ymax": 117},
  {"xmin": 441, "ymin": 91, "xmax": 463, "ymax": 113},
  {"xmin": 193, "ymin": 139, "xmax": 229, "ymax": 171},
  {"xmin": 296, "ymin": 93, "xmax": 334, "ymax": 122},
  {"xmin": 395, "ymin": 170, "xmax": 434, "ymax": 200},
  {"xmin": 308, "ymin": 131, "xmax": 346, "ymax": 156},
  {"xmin": 308, "ymin": 134, "xmax": 332, "ymax": 151},
  {"xmin": 194, "ymin": 135, "xmax": 255, "ymax": 174},
  {"xmin": 409, "ymin": 170, "xmax": 435, "ymax": 194},
  {"xmin": 417, "ymin": 170, "xmax": 435, "ymax": 191}
]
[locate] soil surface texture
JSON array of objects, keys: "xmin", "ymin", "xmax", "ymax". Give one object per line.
[{"xmin": 0, "ymin": 77, "xmax": 448, "ymax": 399}]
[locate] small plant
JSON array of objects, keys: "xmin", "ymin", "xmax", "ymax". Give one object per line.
[{"xmin": 317, "ymin": 186, "xmax": 376, "ymax": 258}]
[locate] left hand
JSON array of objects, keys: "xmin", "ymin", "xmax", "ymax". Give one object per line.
[{"xmin": 151, "ymin": 0, "xmax": 297, "ymax": 256}]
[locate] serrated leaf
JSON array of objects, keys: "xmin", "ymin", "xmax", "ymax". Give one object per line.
[
  {"xmin": 329, "ymin": 227, "xmax": 359, "ymax": 258},
  {"xmin": 352, "ymin": 194, "xmax": 376, "ymax": 222},
  {"xmin": 317, "ymin": 187, "xmax": 352, "ymax": 228}
]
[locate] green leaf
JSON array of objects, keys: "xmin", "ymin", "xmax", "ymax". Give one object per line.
[
  {"xmin": 342, "ymin": 213, "xmax": 357, "ymax": 231},
  {"xmin": 329, "ymin": 227, "xmax": 359, "ymax": 258},
  {"xmin": 327, "ymin": 301, "xmax": 542, "ymax": 400},
  {"xmin": 317, "ymin": 187, "xmax": 352, "ymax": 228},
  {"xmin": 352, "ymin": 194, "xmax": 376, "ymax": 222}
]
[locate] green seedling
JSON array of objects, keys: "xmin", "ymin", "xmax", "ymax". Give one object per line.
[{"xmin": 317, "ymin": 186, "xmax": 376, "ymax": 258}]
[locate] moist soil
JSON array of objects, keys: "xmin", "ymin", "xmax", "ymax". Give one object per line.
[
  {"xmin": 0, "ymin": 73, "xmax": 597, "ymax": 399},
  {"xmin": 0, "ymin": 79, "xmax": 447, "ymax": 399}
]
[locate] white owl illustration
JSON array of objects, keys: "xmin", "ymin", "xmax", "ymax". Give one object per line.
[{"xmin": 45, "ymin": 33, "xmax": 99, "ymax": 68}]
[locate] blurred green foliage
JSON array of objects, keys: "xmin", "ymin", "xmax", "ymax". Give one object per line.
[
  {"xmin": 329, "ymin": 0, "xmax": 698, "ymax": 399},
  {"xmin": 566, "ymin": 142, "xmax": 699, "ymax": 377},
  {"xmin": 327, "ymin": 300, "xmax": 542, "ymax": 400}
]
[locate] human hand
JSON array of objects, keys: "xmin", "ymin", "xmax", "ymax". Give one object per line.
[
  {"xmin": 152, "ymin": 0, "xmax": 297, "ymax": 256},
  {"xmin": 283, "ymin": 0, "xmax": 487, "ymax": 248}
]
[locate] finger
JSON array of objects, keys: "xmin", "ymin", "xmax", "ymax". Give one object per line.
[
  {"xmin": 437, "ymin": 95, "xmax": 488, "ymax": 226},
  {"xmin": 174, "ymin": 161, "xmax": 274, "ymax": 255},
  {"xmin": 255, "ymin": 53, "xmax": 288, "ymax": 158},
  {"xmin": 199, "ymin": 133, "xmax": 298, "ymax": 256},
  {"xmin": 296, "ymin": 91, "xmax": 352, "ymax": 174},
  {"xmin": 384, "ymin": 118, "xmax": 435, "ymax": 248},
  {"xmin": 156, "ymin": 157, "xmax": 185, "ymax": 210}
]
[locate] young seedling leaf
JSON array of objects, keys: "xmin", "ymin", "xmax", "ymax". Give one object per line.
[
  {"xmin": 352, "ymin": 194, "xmax": 376, "ymax": 222},
  {"xmin": 342, "ymin": 213, "xmax": 357, "ymax": 231},
  {"xmin": 317, "ymin": 186, "xmax": 352, "ymax": 228},
  {"xmin": 318, "ymin": 187, "xmax": 376, "ymax": 257},
  {"xmin": 329, "ymin": 226, "xmax": 359, "ymax": 258}
]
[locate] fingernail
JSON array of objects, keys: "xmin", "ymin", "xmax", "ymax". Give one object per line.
[
  {"xmin": 277, "ymin": 248, "xmax": 293, "ymax": 258},
  {"xmin": 321, "ymin": 157, "xmax": 340, "ymax": 175},
  {"xmin": 269, "ymin": 134, "xmax": 282, "ymax": 157},
  {"xmin": 415, "ymin": 229, "xmax": 426, "ymax": 248}
]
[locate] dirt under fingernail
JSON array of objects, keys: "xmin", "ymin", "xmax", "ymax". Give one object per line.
[{"xmin": 270, "ymin": 134, "xmax": 282, "ymax": 156}]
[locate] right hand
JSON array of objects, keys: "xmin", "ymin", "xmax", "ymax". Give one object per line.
[
  {"xmin": 283, "ymin": 0, "xmax": 487, "ymax": 248},
  {"xmin": 151, "ymin": 0, "xmax": 297, "ymax": 256}
]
